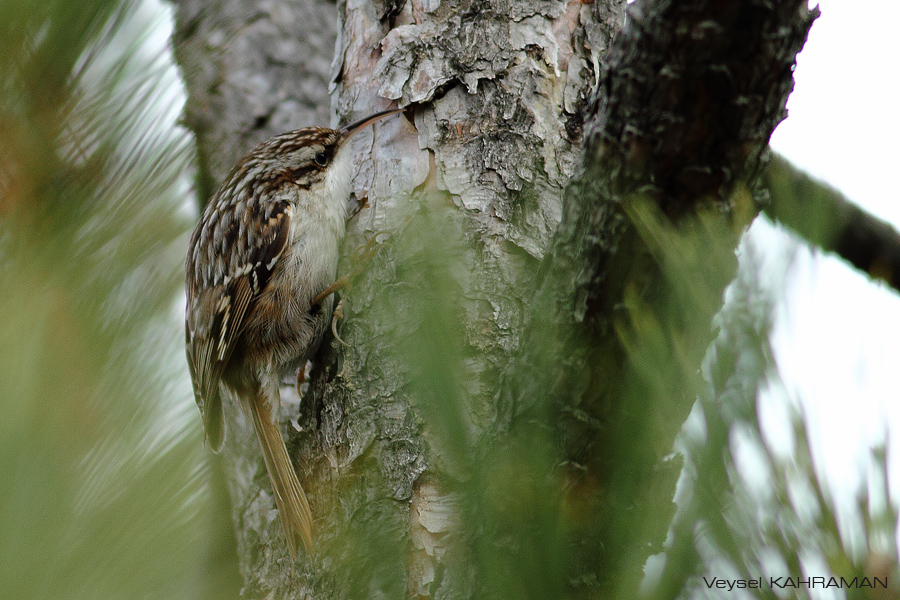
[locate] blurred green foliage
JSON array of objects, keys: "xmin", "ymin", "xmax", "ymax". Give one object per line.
[
  {"xmin": 0, "ymin": 0, "xmax": 238, "ymax": 598},
  {"xmin": 1, "ymin": 0, "xmax": 897, "ymax": 598},
  {"xmin": 651, "ymin": 239, "xmax": 899, "ymax": 600},
  {"xmin": 364, "ymin": 198, "xmax": 899, "ymax": 600}
]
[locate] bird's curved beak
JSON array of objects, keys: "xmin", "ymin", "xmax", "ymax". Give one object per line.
[{"xmin": 339, "ymin": 108, "xmax": 404, "ymax": 144}]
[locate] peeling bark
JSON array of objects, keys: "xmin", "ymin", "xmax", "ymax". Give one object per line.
[{"xmin": 318, "ymin": 1, "xmax": 624, "ymax": 597}]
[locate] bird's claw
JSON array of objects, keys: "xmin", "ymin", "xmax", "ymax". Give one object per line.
[
  {"xmin": 332, "ymin": 298, "xmax": 348, "ymax": 346},
  {"xmin": 353, "ymin": 232, "xmax": 392, "ymax": 263}
]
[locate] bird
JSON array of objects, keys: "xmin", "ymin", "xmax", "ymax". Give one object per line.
[{"xmin": 185, "ymin": 108, "xmax": 402, "ymax": 558}]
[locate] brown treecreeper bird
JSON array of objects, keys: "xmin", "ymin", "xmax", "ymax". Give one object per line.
[{"xmin": 185, "ymin": 108, "xmax": 402, "ymax": 558}]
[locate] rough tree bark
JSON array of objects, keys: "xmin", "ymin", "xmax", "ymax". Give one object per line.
[
  {"xmin": 517, "ymin": 1, "xmax": 817, "ymax": 592},
  {"xmin": 171, "ymin": 0, "xmax": 813, "ymax": 597}
]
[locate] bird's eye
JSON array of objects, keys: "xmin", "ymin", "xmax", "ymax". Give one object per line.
[{"xmin": 314, "ymin": 151, "xmax": 328, "ymax": 166}]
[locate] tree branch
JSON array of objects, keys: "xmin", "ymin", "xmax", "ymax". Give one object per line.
[{"xmin": 763, "ymin": 153, "xmax": 900, "ymax": 294}]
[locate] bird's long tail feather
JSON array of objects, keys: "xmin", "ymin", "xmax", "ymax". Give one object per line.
[{"xmin": 247, "ymin": 392, "xmax": 314, "ymax": 558}]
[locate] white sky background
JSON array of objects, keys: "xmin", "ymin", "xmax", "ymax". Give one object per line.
[{"xmin": 761, "ymin": 0, "xmax": 900, "ymax": 515}]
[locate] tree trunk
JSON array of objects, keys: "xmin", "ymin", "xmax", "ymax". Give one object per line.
[{"xmin": 171, "ymin": 0, "xmax": 813, "ymax": 597}]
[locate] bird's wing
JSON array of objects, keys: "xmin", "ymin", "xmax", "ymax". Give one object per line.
[{"xmin": 185, "ymin": 197, "xmax": 293, "ymax": 449}]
